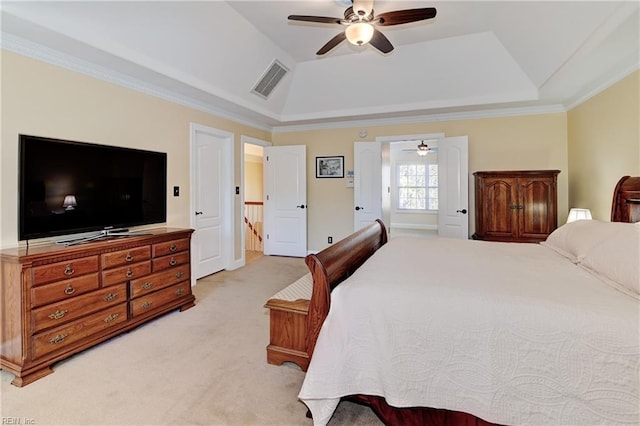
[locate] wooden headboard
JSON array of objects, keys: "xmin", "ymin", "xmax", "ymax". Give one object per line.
[
  {"xmin": 611, "ymin": 176, "xmax": 640, "ymax": 223},
  {"xmin": 304, "ymin": 219, "xmax": 388, "ymax": 355}
]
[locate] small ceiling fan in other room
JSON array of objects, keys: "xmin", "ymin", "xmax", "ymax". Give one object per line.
[
  {"xmin": 288, "ymin": 0, "xmax": 437, "ymax": 55},
  {"xmin": 402, "ymin": 140, "xmax": 438, "ymax": 156}
]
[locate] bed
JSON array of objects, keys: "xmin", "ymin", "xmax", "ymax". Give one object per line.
[{"xmin": 298, "ymin": 176, "xmax": 640, "ymax": 426}]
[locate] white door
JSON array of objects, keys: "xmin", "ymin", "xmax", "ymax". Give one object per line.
[
  {"xmin": 190, "ymin": 124, "xmax": 233, "ymax": 279},
  {"xmin": 263, "ymin": 146, "xmax": 307, "ymax": 257},
  {"xmin": 354, "ymin": 142, "xmax": 382, "ymax": 231},
  {"xmin": 438, "ymin": 136, "xmax": 469, "ymax": 239}
]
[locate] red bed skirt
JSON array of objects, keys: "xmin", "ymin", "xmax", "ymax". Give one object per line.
[{"xmin": 347, "ymin": 395, "xmax": 499, "ymax": 426}]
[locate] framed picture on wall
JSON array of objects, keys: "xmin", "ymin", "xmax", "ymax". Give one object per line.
[{"xmin": 316, "ymin": 156, "xmax": 344, "ymax": 178}]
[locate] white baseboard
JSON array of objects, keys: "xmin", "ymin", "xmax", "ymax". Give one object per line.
[{"xmin": 390, "ymin": 223, "xmax": 438, "ymax": 231}]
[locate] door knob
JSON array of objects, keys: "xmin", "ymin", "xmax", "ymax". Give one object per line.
[
  {"xmin": 296, "ymin": 205, "xmax": 306, "ymax": 209},
  {"xmin": 195, "ymin": 211, "xmax": 203, "ymax": 215},
  {"xmin": 355, "ymin": 206, "xmax": 363, "ymax": 211},
  {"xmin": 456, "ymin": 209, "xmax": 468, "ymax": 214}
]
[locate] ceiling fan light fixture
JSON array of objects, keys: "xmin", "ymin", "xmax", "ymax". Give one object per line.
[
  {"xmin": 345, "ymin": 22, "xmax": 374, "ymax": 46},
  {"xmin": 352, "ymin": 0, "xmax": 374, "ymax": 17},
  {"xmin": 417, "ymin": 149, "xmax": 428, "ymax": 156}
]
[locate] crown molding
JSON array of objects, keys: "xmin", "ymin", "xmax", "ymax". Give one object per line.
[
  {"xmin": 0, "ymin": 32, "xmax": 274, "ymax": 132},
  {"xmin": 271, "ymin": 104, "xmax": 567, "ymax": 134},
  {"xmin": 564, "ymin": 63, "xmax": 639, "ymax": 112},
  {"xmin": 9, "ymin": 30, "xmax": 628, "ymax": 137}
]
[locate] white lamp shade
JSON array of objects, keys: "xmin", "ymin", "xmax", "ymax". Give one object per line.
[
  {"xmin": 345, "ymin": 22, "xmax": 374, "ymax": 46},
  {"xmin": 63, "ymin": 195, "xmax": 77, "ymax": 210},
  {"xmin": 567, "ymin": 208, "xmax": 592, "ymax": 222}
]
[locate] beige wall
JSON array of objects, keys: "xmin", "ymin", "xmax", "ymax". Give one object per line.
[
  {"xmin": 3, "ymin": 49, "xmax": 635, "ymax": 257},
  {"xmin": 273, "ymin": 113, "xmax": 569, "ymax": 251},
  {"xmin": 0, "ymin": 51, "xmax": 271, "ymax": 261},
  {"xmin": 244, "ymin": 160, "xmax": 263, "ymax": 202},
  {"xmin": 567, "ymin": 70, "xmax": 640, "ymax": 221}
]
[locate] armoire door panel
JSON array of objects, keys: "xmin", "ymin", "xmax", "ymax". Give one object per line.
[{"xmin": 473, "ymin": 170, "xmax": 559, "ymax": 243}]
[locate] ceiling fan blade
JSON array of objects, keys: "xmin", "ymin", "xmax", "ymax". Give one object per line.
[
  {"xmin": 317, "ymin": 32, "xmax": 347, "ymax": 55},
  {"xmin": 288, "ymin": 15, "xmax": 342, "ymax": 25},
  {"xmin": 376, "ymin": 8, "xmax": 437, "ymax": 26},
  {"xmin": 369, "ymin": 29, "xmax": 393, "ymax": 54}
]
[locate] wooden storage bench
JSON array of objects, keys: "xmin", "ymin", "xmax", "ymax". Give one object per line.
[{"xmin": 265, "ymin": 273, "xmax": 312, "ymax": 371}]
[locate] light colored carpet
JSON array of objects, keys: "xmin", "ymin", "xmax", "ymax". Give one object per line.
[{"xmin": 0, "ymin": 254, "xmax": 382, "ymax": 425}]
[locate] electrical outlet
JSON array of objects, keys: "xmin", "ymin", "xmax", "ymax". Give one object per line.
[{"xmin": 328, "ymin": 236, "xmax": 333, "ymax": 244}]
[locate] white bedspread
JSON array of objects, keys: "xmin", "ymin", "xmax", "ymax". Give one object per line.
[{"xmin": 298, "ymin": 237, "xmax": 640, "ymax": 425}]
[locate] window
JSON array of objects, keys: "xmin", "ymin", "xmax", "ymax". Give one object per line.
[{"xmin": 397, "ymin": 163, "xmax": 438, "ymax": 210}]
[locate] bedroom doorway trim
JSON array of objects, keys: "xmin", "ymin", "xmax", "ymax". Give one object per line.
[
  {"xmin": 376, "ymin": 133, "xmax": 445, "ymax": 237},
  {"xmin": 239, "ymin": 135, "xmax": 271, "ymax": 268},
  {"xmin": 189, "ymin": 123, "xmax": 234, "ymax": 283}
]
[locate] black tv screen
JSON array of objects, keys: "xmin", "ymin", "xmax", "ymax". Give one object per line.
[{"xmin": 19, "ymin": 135, "xmax": 167, "ymax": 241}]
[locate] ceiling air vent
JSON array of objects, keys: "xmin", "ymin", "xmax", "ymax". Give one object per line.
[{"xmin": 251, "ymin": 60, "xmax": 288, "ymax": 99}]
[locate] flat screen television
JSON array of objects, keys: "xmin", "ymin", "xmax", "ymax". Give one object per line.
[{"xmin": 19, "ymin": 134, "xmax": 167, "ymax": 242}]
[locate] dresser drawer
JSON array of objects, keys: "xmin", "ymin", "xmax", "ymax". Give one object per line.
[
  {"xmin": 102, "ymin": 246, "xmax": 151, "ymax": 269},
  {"xmin": 32, "ymin": 284, "xmax": 127, "ymax": 333},
  {"xmin": 130, "ymin": 282, "xmax": 191, "ymax": 318},
  {"xmin": 130, "ymin": 266, "xmax": 190, "ymax": 298},
  {"xmin": 33, "ymin": 256, "xmax": 99, "ymax": 286},
  {"xmin": 31, "ymin": 273, "xmax": 100, "ymax": 308},
  {"xmin": 152, "ymin": 252, "xmax": 190, "ymax": 272},
  {"xmin": 101, "ymin": 261, "xmax": 151, "ymax": 287},
  {"xmin": 32, "ymin": 303, "xmax": 128, "ymax": 359},
  {"xmin": 152, "ymin": 239, "xmax": 189, "ymax": 257}
]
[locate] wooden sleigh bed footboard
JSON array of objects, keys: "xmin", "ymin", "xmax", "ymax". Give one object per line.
[
  {"xmin": 304, "ymin": 219, "xmax": 388, "ymax": 357},
  {"xmin": 303, "ymin": 219, "xmax": 495, "ymax": 426}
]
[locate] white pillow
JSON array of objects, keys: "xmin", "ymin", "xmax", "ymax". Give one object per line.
[
  {"xmin": 541, "ymin": 220, "xmax": 633, "ymax": 263},
  {"xmin": 579, "ymin": 223, "xmax": 640, "ymax": 299}
]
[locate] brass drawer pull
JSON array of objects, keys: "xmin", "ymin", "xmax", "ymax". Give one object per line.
[
  {"xmin": 125, "ymin": 253, "xmax": 134, "ymax": 262},
  {"xmin": 64, "ymin": 264, "xmax": 74, "ymax": 276},
  {"xmin": 175, "ymin": 271, "xmax": 184, "ymax": 279},
  {"xmin": 142, "ymin": 282, "xmax": 153, "ymax": 290},
  {"xmin": 48, "ymin": 309, "xmax": 68, "ymax": 320},
  {"xmin": 169, "ymin": 257, "xmax": 177, "ymax": 266},
  {"xmin": 64, "ymin": 284, "xmax": 76, "ymax": 295},
  {"xmin": 49, "ymin": 334, "xmax": 68, "ymax": 344},
  {"xmin": 104, "ymin": 293, "xmax": 118, "ymax": 302},
  {"xmin": 169, "ymin": 244, "xmax": 177, "ymax": 252},
  {"xmin": 126, "ymin": 268, "xmax": 134, "ymax": 278},
  {"xmin": 104, "ymin": 313, "xmax": 119, "ymax": 323},
  {"xmin": 142, "ymin": 301, "xmax": 153, "ymax": 309},
  {"xmin": 175, "ymin": 288, "xmax": 184, "ymax": 296}
]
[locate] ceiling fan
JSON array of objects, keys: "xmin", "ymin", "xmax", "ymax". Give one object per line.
[
  {"xmin": 288, "ymin": 0, "xmax": 437, "ymax": 55},
  {"xmin": 402, "ymin": 140, "xmax": 438, "ymax": 156}
]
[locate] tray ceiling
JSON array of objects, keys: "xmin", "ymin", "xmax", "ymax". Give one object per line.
[{"xmin": 1, "ymin": 1, "xmax": 638, "ymax": 130}]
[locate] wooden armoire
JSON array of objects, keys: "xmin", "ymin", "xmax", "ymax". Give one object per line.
[{"xmin": 473, "ymin": 170, "xmax": 560, "ymax": 243}]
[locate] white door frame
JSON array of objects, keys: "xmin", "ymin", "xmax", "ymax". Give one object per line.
[
  {"xmin": 376, "ymin": 133, "xmax": 445, "ymax": 234},
  {"xmin": 189, "ymin": 123, "xmax": 234, "ymax": 285},
  {"xmin": 239, "ymin": 135, "xmax": 271, "ymax": 266}
]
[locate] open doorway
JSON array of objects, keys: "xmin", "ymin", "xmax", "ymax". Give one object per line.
[
  {"xmin": 377, "ymin": 133, "xmax": 444, "ymax": 239},
  {"xmin": 387, "ymin": 140, "xmax": 439, "ymax": 238},
  {"xmin": 242, "ymin": 136, "xmax": 270, "ymax": 264}
]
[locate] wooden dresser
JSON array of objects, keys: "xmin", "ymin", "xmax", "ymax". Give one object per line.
[
  {"xmin": 0, "ymin": 228, "xmax": 195, "ymax": 386},
  {"xmin": 473, "ymin": 170, "xmax": 560, "ymax": 243}
]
